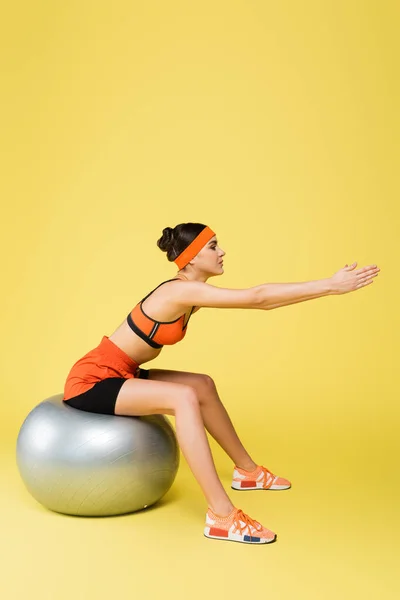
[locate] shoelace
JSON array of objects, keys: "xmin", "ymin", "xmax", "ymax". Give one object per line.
[
  {"xmin": 259, "ymin": 465, "xmax": 276, "ymax": 489},
  {"xmin": 232, "ymin": 509, "xmax": 264, "ymax": 539}
]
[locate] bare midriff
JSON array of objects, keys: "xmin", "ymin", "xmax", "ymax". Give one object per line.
[{"xmin": 108, "ymin": 320, "xmax": 163, "ymax": 365}]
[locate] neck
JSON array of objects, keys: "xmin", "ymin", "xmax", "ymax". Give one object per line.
[{"xmin": 175, "ymin": 270, "xmax": 210, "ymax": 283}]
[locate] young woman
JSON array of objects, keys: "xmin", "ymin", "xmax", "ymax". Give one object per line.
[{"xmin": 63, "ymin": 222, "xmax": 380, "ymax": 544}]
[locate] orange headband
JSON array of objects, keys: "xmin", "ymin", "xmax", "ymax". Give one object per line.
[{"xmin": 174, "ymin": 226, "xmax": 216, "ymax": 269}]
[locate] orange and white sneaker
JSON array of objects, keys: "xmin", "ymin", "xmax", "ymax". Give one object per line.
[
  {"xmin": 232, "ymin": 465, "xmax": 291, "ymax": 491},
  {"xmin": 204, "ymin": 506, "xmax": 276, "ymax": 544}
]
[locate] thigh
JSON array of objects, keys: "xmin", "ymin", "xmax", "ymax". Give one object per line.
[
  {"xmin": 144, "ymin": 368, "xmax": 212, "ymax": 397},
  {"xmin": 64, "ymin": 378, "xmax": 127, "ymax": 415},
  {"xmin": 114, "ymin": 376, "xmax": 197, "ymax": 417}
]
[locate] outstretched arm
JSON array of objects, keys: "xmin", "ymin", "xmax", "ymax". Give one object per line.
[
  {"xmin": 256, "ymin": 262, "xmax": 380, "ymax": 310},
  {"xmin": 255, "ymin": 278, "xmax": 332, "ymax": 310},
  {"xmin": 171, "ymin": 262, "xmax": 380, "ymax": 311}
]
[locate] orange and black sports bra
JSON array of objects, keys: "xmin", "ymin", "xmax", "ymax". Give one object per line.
[{"xmin": 126, "ymin": 279, "xmax": 195, "ymax": 349}]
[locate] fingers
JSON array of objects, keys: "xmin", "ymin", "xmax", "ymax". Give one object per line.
[
  {"xmin": 358, "ymin": 273, "xmax": 378, "ymax": 285},
  {"xmin": 356, "ymin": 279, "xmax": 374, "ymax": 289},
  {"xmin": 357, "ymin": 267, "xmax": 380, "ymax": 286},
  {"xmin": 356, "ymin": 265, "xmax": 380, "ymax": 275},
  {"xmin": 346, "ymin": 262, "xmax": 357, "ymax": 269}
]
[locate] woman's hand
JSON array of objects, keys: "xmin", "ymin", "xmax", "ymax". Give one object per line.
[{"xmin": 329, "ymin": 262, "xmax": 380, "ymax": 295}]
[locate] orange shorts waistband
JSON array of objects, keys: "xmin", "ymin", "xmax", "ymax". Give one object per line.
[
  {"xmin": 97, "ymin": 335, "xmax": 139, "ymax": 370},
  {"xmin": 63, "ymin": 335, "xmax": 140, "ymax": 401}
]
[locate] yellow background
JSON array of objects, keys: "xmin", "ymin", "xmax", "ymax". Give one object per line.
[{"xmin": 1, "ymin": 1, "xmax": 398, "ymax": 598}]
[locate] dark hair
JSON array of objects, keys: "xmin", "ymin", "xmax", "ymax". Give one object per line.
[{"xmin": 157, "ymin": 222, "xmax": 208, "ymax": 263}]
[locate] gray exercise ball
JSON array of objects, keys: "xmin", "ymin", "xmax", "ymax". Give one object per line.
[{"xmin": 16, "ymin": 394, "xmax": 179, "ymax": 516}]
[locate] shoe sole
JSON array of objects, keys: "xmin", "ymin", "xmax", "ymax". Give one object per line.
[
  {"xmin": 204, "ymin": 532, "xmax": 276, "ymax": 544},
  {"xmin": 231, "ymin": 483, "xmax": 291, "ymax": 491}
]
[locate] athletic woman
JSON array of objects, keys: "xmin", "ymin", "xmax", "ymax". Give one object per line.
[{"xmin": 63, "ymin": 222, "xmax": 380, "ymax": 544}]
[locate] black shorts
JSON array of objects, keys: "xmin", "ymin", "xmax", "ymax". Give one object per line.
[{"xmin": 63, "ymin": 368, "xmax": 150, "ymax": 415}]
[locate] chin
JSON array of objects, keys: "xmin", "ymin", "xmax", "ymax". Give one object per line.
[{"xmin": 207, "ymin": 266, "xmax": 224, "ymax": 278}]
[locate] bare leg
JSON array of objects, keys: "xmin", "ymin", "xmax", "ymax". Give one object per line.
[
  {"xmin": 115, "ymin": 378, "xmax": 234, "ymax": 516},
  {"xmin": 199, "ymin": 390, "xmax": 257, "ymax": 472},
  {"xmin": 174, "ymin": 395, "xmax": 235, "ymax": 515},
  {"xmin": 146, "ymin": 369, "xmax": 258, "ymax": 472}
]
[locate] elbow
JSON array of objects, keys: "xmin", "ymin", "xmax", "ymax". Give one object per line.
[{"xmin": 253, "ymin": 287, "xmax": 268, "ymax": 309}]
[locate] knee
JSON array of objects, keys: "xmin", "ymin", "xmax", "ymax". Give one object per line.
[
  {"xmin": 196, "ymin": 374, "xmax": 219, "ymax": 406},
  {"xmin": 180, "ymin": 386, "xmax": 201, "ymax": 410},
  {"xmin": 201, "ymin": 374, "xmax": 216, "ymax": 391}
]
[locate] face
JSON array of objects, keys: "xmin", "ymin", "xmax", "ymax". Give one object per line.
[{"xmin": 193, "ymin": 235, "xmax": 226, "ymax": 276}]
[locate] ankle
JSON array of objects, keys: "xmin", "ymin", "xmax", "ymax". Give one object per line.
[
  {"xmin": 208, "ymin": 502, "xmax": 235, "ymax": 518},
  {"xmin": 235, "ymin": 461, "xmax": 258, "ymax": 473}
]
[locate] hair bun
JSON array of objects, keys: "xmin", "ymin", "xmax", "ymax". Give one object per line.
[{"xmin": 157, "ymin": 227, "xmax": 174, "ymax": 253}]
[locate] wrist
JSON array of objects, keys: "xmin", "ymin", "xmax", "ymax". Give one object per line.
[{"xmin": 323, "ymin": 277, "xmax": 335, "ymax": 295}]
